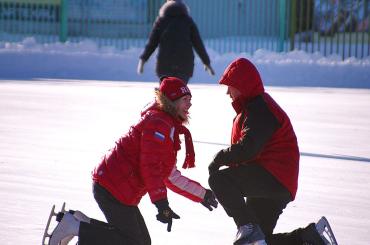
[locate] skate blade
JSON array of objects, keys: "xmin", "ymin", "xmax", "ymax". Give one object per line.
[
  {"xmin": 317, "ymin": 216, "xmax": 339, "ymax": 245},
  {"xmin": 42, "ymin": 205, "xmax": 55, "ymax": 245},
  {"xmin": 42, "ymin": 203, "xmax": 67, "ymax": 245}
]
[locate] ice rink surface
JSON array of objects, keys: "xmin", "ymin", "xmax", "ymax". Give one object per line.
[{"xmin": 0, "ymin": 80, "xmax": 369, "ymax": 244}]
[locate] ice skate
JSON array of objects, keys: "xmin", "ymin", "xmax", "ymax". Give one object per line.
[
  {"xmin": 42, "ymin": 203, "xmax": 66, "ymax": 245},
  {"xmin": 49, "ymin": 212, "xmax": 80, "ymax": 245},
  {"xmin": 315, "ymin": 216, "xmax": 338, "ymax": 245},
  {"xmin": 233, "ymin": 223, "xmax": 267, "ymax": 245},
  {"xmin": 58, "ymin": 209, "xmax": 91, "ymax": 244},
  {"xmin": 56, "ymin": 209, "xmax": 75, "ymax": 245},
  {"xmin": 302, "ymin": 217, "xmax": 338, "ymax": 245}
]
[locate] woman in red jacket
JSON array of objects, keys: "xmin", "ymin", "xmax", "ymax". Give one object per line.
[
  {"xmin": 208, "ymin": 58, "xmax": 336, "ymax": 245},
  {"xmin": 48, "ymin": 77, "xmax": 217, "ymax": 245}
]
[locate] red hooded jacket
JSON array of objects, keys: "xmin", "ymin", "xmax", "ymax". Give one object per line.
[
  {"xmin": 218, "ymin": 58, "xmax": 300, "ymax": 199},
  {"xmin": 92, "ymin": 102, "xmax": 205, "ymax": 206}
]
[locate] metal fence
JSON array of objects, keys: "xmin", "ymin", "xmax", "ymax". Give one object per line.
[{"xmin": 0, "ymin": 0, "xmax": 369, "ymax": 59}]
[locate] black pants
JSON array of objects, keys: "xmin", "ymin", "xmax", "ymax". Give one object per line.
[
  {"xmin": 78, "ymin": 183, "xmax": 151, "ymax": 245},
  {"xmin": 209, "ymin": 164, "xmax": 307, "ymax": 245}
]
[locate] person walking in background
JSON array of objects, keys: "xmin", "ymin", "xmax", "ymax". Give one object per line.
[
  {"xmin": 137, "ymin": 0, "xmax": 215, "ymax": 83},
  {"xmin": 46, "ymin": 77, "xmax": 218, "ymax": 245},
  {"xmin": 208, "ymin": 58, "xmax": 337, "ymax": 245}
]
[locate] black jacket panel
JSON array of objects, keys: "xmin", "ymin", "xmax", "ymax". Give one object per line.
[{"xmin": 214, "ymin": 96, "xmax": 281, "ymax": 165}]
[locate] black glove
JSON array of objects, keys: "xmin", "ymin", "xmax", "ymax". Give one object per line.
[
  {"xmin": 154, "ymin": 199, "xmax": 180, "ymax": 232},
  {"xmin": 201, "ymin": 189, "xmax": 218, "ymax": 211}
]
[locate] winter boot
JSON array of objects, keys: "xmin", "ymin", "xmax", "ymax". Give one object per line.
[
  {"xmin": 49, "ymin": 212, "xmax": 80, "ymax": 245},
  {"xmin": 234, "ymin": 223, "xmax": 267, "ymax": 245}
]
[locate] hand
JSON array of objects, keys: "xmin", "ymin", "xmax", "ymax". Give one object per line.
[
  {"xmin": 204, "ymin": 64, "xmax": 215, "ymax": 76},
  {"xmin": 137, "ymin": 59, "xmax": 145, "ymax": 74},
  {"xmin": 201, "ymin": 189, "xmax": 218, "ymax": 211},
  {"xmin": 154, "ymin": 199, "xmax": 180, "ymax": 232}
]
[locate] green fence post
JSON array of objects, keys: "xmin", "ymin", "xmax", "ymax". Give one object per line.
[
  {"xmin": 59, "ymin": 0, "xmax": 68, "ymax": 42},
  {"xmin": 278, "ymin": 0, "xmax": 287, "ymax": 52},
  {"xmin": 290, "ymin": 0, "xmax": 297, "ymax": 51}
]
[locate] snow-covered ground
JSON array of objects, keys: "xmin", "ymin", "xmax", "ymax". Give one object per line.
[
  {"xmin": 0, "ymin": 38, "xmax": 370, "ymax": 244},
  {"xmin": 1, "ymin": 37, "xmax": 370, "ymax": 88}
]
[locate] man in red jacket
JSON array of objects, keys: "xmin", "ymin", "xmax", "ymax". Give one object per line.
[
  {"xmin": 208, "ymin": 58, "xmax": 335, "ymax": 245},
  {"xmin": 48, "ymin": 77, "xmax": 218, "ymax": 245}
]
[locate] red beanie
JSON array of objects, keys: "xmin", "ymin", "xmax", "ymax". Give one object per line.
[{"xmin": 159, "ymin": 77, "xmax": 191, "ymax": 101}]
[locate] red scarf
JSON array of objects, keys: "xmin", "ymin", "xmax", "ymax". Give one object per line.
[
  {"xmin": 143, "ymin": 101, "xmax": 195, "ymax": 169},
  {"xmin": 174, "ymin": 123, "xmax": 195, "ymax": 169}
]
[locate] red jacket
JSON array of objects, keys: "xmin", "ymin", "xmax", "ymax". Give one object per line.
[
  {"xmin": 92, "ymin": 103, "xmax": 205, "ymax": 206},
  {"xmin": 219, "ymin": 58, "xmax": 300, "ymax": 199}
]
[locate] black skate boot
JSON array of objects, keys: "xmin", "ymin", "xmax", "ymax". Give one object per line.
[{"xmin": 302, "ymin": 217, "xmax": 338, "ymax": 245}]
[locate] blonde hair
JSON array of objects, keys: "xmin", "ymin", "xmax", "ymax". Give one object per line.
[{"xmin": 155, "ymin": 89, "xmax": 189, "ymax": 123}]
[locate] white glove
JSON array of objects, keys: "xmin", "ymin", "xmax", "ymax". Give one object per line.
[
  {"xmin": 137, "ymin": 59, "xmax": 145, "ymax": 74},
  {"xmin": 204, "ymin": 64, "xmax": 215, "ymax": 76}
]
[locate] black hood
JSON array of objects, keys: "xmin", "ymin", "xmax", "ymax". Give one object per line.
[{"xmin": 159, "ymin": 1, "xmax": 189, "ymax": 17}]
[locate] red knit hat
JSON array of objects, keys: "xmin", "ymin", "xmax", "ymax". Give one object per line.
[{"xmin": 159, "ymin": 77, "xmax": 191, "ymax": 101}]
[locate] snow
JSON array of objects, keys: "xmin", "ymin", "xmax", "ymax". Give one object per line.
[
  {"xmin": 1, "ymin": 37, "xmax": 370, "ymax": 88},
  {"xmin": 0, "ymin": 38, "xmax": 370, "ymax": 244}
]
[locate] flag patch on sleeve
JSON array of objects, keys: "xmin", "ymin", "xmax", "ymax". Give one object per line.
[{"xmin": 154, "ymin": 131, "xmax": 165, "ymax": 141}]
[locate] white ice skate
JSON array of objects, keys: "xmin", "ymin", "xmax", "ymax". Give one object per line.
[
  {"xmin": 42, "ymin": 203, "xmax": 67, "ymax": 245},
  {"xmin": 59, "ymin": 210, "xmax": 91, "ymax": 245},
  {"xmin": 315, "ymin": 216, "xmax": 338, "ymax": 245},
  {"xmin": 42, "ymin": 203, "xmax": 88, "ymax": 245},
  {"xmin": 49, "ymin": 211, "xmax": 79, "ymax": 245}
]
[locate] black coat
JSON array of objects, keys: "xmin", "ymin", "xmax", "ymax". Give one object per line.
[{"xmin": 140, "ymin": 1, "xmax": 210, "ymax": 82}]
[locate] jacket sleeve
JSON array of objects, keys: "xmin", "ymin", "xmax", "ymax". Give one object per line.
[
  {"xmin": 214, "ymin": 96, "xmax": 281, "ymax": 165},
  {"xmin": 189, "ymin": 18, "xmax": 210, "ymax": 65},
  {"xmin": 164, "ymin": 166, "xmax": 206, "ymax": 202},
  {"xmin": 140, "ymin": 17, "xmax": 163, "ymax": 62},
  {"xmin": 139, "ymin": 117, "xmax": 174, "ymax": 203}
]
